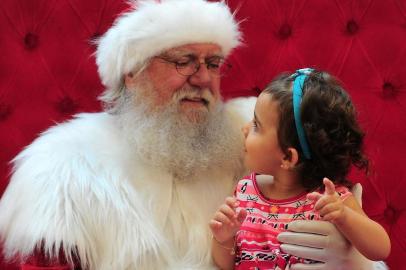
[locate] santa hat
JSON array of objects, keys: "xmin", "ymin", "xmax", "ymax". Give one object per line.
[{"xmin": 96, "ymin": 0, "xmax": 241, "ymax": 92}]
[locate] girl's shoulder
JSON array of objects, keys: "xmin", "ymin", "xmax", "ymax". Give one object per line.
[{"xmin": 235, "ymin": 173, "xmax": 257, "ymax": 194}]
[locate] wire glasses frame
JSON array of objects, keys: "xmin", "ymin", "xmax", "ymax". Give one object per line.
[{"xmin": 155, "ymin": 55, "xmax": 232, "ymax": 77}]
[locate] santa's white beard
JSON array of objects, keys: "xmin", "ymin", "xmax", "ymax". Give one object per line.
[{"xmin": 116, "ymin": 83, "xmax": 243, "ymax": 179}]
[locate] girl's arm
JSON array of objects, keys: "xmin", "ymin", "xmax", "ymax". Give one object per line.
[
  {"xmin": 308, "ymin": 178, "xmax": 390, "ymax": 261},
  {"xmin": 211, "ymin": 237, "xmax": 236, "ymax": 270},
  {"xmin": 209, "ymin": 196, "xmax": 247, "ymax": 270},
  {"xmin": 334, "ymin": 195, "xmax": 391, "ymax": 261}
]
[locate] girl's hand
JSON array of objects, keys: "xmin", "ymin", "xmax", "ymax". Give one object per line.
[
  {"xmin": 209, "ymin": 196, "xmax": 247, "ymax": 244},
  {"xmin": 307, "ymin": 178, "xmax": 347, "ymax": 224}
]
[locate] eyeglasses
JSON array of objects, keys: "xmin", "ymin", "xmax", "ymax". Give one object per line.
[{"xmin": 155, "ymin": 55, "xmax": 232, "ymax": 77}]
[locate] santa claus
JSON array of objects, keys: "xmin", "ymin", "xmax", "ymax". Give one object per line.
[{"xmin": 0, "ymin": 0, "xmax": 386, "ymax": 269}]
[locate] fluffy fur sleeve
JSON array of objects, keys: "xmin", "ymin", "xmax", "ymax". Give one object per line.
[
  {"xmin": 224, "ymin": 96, "xmax": 257, "ymax": 128},
  {"xmin": 0, "ymin": 113, "xmax": 170, "ymax": 270}
]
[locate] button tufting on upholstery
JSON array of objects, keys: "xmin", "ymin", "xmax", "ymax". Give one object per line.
[
  {"xmin": 89, "ymin": 32, "xmax": 102, "ymax": 50},
  {"xmin": 252, "ymin": 86, "xmax": 262, "ymax": 94},
  {"xmin": 0, "ymin": 104, "xmax": 12, "ymax": 121},
  {"xmin": 92, "ymin": 32, "xmax": 101, "ymax": 39},
  {"xmin": 90, "ymin": 32, "xmax": 101, "ymax": 47},
  {"xmin": 346, "ymin": 20, "xmax": 359, "ymax": 35},
  {"xmin": 24, "ymin": 33, "xmax": 39, "ymax": 50},
  {"xmin": 384, "ymin": 206, "xmax": 398, "ymax": 224},
  {"xmin": 278, "ymin": 24, "xmax": 292, "ymax": 40},
  {"xmin": 382, "ymin": 82, "xmax": 397, "ymax": 99},
  {"xmin": 56, "ymin": 96, "xmax": 78, "ymax": 115}
]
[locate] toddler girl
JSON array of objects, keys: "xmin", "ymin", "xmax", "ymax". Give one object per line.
[{"xmin": 210, "ymin": 68, "xmax": 390, "ymax": 270}]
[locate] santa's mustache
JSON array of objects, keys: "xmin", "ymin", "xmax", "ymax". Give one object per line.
[{"xmin": 172, "ymin": 87, "xmax": 214, "ymax": 106}]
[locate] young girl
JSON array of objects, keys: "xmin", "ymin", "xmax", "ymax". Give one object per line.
[{"xmin": 210, "ymin": 68, "xmax": 391, "ymax": 270}]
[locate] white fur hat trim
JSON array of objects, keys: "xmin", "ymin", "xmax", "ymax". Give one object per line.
[{"xmin": 96, "ymin": 0, "xmax": 241, "ymax": 91}]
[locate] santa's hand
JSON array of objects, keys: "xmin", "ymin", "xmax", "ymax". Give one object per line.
[
  {"xmin": 209, "ymin": 197, "xmax": 247, "ymax": 244},
  {"xmin": 277, "ymin": 219, "xmax": 379, "ymax": 270},
  {"xmin": 277, "ymin": 220, "xmax": 349, "ymax": 269}
]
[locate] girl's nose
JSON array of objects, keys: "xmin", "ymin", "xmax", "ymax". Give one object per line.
[{"xmin": 242, "ymin": 123, "xmax": 249, "ymax": 137}]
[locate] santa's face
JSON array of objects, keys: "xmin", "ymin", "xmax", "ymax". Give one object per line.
[
  {"xmin": 116, "ymin": 80, "xmax": 242, "ymax": 178},
  {"xmin": 125, "ymin": 43, "xmax": 222, "ymax": 124},
  {"xmin": 117, "ymin": 43, "xmax": 243, "ymax": 177}
]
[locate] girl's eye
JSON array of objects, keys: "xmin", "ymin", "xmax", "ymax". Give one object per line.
[{"xmin": 251, "ymin": 120, "xmax": 258, "ymax": 130}]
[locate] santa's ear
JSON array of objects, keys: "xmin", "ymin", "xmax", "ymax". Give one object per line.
[{"xmin": 281, "ymin": 147, "xmax": 299, "ymax": 170}]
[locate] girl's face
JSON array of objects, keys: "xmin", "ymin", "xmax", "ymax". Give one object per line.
[{"xmin": 242, "ymin": 93, "xmax": 285, "ymax": 174}]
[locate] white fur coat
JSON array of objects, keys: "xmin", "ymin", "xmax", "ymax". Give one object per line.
[{"xmin": 0, "ymin": 97, "xmax": 256, "ymax": 270}]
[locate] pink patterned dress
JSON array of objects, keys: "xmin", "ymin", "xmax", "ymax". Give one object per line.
[{"xmin": 234, "ymin": 173, "xmax": 351, "ymax": 270}]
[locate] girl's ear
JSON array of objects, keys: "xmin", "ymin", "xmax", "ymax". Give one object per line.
[
  {"xmin": 124, "ymin": 72, "xmax": 136, "ymax": 89},
  {"xmin": 281, "ymin": 147, "xmax": 299, "ymax": 170}
]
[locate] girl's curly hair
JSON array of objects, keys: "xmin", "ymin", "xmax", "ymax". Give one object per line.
[{"xmin": 264, "ymin": 70, "xmax": 369, "ymax": 191}]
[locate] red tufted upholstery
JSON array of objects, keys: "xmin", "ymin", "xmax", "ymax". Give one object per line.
[{"xmin": 0, "ymin": 0, "xmax": 404, "ymax": 269}]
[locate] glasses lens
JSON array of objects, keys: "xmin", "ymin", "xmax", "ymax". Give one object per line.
[
  {"xmin": 218, "ymin": 61, "xmax": 232, "ymax": 77},
  {"xmin": 173, "ymin": 57, "xmax": 232, "ymax": 77},
  {"xmin": 204, "ymin": 58, "xmax": 232, "ymax": 77},
  {"xmin": 176, "ymin": 60, "xmax": 197, "ymax": 76}
]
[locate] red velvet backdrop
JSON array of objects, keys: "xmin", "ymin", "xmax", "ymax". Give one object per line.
[{"xmin": 0, "ymin": 0, "xmax": 405, "ymax": 269}]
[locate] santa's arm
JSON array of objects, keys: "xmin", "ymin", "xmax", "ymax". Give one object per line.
[
  {"xmin": 0, "ymin": 114, "xmax": 171, "ymax": 270},
  {"xmin": 277, "ymin": 184, "xmax": 388, "ymax": 270}
]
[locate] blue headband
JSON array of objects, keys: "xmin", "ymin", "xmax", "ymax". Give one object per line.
[{"xmin": 292, "ymin": 68, "xmax": 313, "ymax": 159}]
